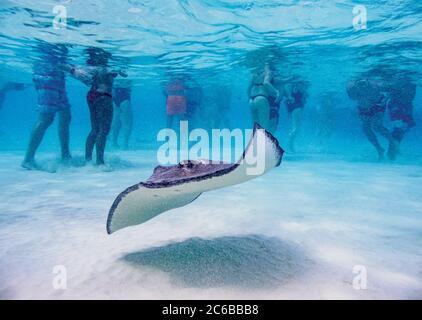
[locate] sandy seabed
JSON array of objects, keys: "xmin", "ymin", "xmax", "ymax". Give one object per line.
[{"xmin": 0, "ymin": 150, "xmax": 421, "ymax": 299}]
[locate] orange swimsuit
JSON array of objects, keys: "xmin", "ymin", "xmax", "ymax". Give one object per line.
[
  {"xmin": 166, "ymin": 95, "xmax": 187, "ymax": 115},
  {"xmin": 166, "ymin": 81, "xmax": 187, "ymax": 115}
]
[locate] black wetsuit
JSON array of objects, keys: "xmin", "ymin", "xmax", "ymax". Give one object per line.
[{"xmin": 85, "ymin": 72, "xmax": 115, "ymax": 165}]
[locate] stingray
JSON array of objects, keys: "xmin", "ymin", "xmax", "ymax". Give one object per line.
[{"xmin": 107, "ymin": 124, "xmax": 284, "ymax": 234}]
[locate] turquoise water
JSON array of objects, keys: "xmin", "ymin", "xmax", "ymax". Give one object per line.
[
  {"xmin": 0, "ymin": 0, "xmax": 421, "ymax": 155},
  {"xmin": 0, "ymin": 1, "xmax": 421, "ymax": 299}
]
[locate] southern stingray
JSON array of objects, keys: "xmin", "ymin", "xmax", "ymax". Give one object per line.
[{"xmin": 107, "ymin": 124, "xmax": 284, "ymax": 234}]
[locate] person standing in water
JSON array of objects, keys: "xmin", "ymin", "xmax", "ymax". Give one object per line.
[
  {"xmin": 64, "ymin": 47, "xmax": 127, "ymax": 167},
  {"xmin": 165, "ymin": 77, "xmax": 187, "ymax": 129},
  {"xmin": 111, "ymin": 79, "xmax": 133, "ymax": 150},
  {"xmin": 22, "ymin": 43, "xmax": 72, "ymax": 170},
  {"xmin": 386, "ymin": 75, "xmax": 417, "ymax": 160},
  {"xmin": 347, "ymin": 78, "xmax": 396, "ymax": 160},
  {"xmin": 285, "ymin": 80, "xmax": 308, "ymax": 152},
  {"xmin": 247, "ymin": 63, "xmax": 280, "ymax": 131}
]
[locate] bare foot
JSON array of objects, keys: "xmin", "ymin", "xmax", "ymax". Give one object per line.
[{"xmin": 21, "ymin": 160, "xmax": 38, "ymax": 170}]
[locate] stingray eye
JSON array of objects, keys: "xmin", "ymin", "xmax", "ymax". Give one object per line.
[
  {"xmin": 178, "ymin": 160, "xmax": 194, "ymax": 169},
  {"xmin": 186, "ymin": 160, "xmax": 194, "ymax": 169}
]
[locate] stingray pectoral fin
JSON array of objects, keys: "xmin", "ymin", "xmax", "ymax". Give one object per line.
[{"xmin": 107, "ymin": 185, "xmax": 201, "ymax": 234}]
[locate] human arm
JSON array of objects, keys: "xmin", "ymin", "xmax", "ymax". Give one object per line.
[
  {"xmin": 61, "ymin": 64, "xmax": 94, "ymax": 86},
  {"xmin": 263, "ymin": 80, "xmax": 279, "ymax": 98},
  {"xmin": 262, "ymin": 64, "xmax": 279, "ymax": 99}
]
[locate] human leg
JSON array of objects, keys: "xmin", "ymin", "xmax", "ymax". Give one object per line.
[
  {"xmin": 372, "ymin": 112, "xmax": 397, "ymax": 160},
  {"xmin": 95, "ymin": 96, "xmax": 113, "ymax": 165},
  {"xmin": 361, "ymin": 115, "xmax": 384, "ymax": 160},
  {"xmin": 85, "ymin": 99, "xmax": 100, "ymax": 162},
  {"xmin": 57, "ymin": 108, "xmax": 71, "ymax": 161},
  {"xmin": 250, "ymin": 96, "xmax": 270, "ymax": 130},
  {"xmin": 22, "ymin": 111, "xmax": 55, "ymax": 168}
]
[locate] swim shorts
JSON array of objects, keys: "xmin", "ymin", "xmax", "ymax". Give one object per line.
[{"xmin": 167, "ymin": 95, "xmax": 187, "ymax": 115}]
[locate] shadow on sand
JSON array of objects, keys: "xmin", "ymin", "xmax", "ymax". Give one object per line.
[{"xmin": 122, "ymin": 234, "xmax": 311, "ymax": 288}]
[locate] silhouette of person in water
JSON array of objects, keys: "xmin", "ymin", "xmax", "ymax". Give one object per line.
[
  {"xmin": 164, "ymin": 77, "xmax": 188, "ymax": 129},
  {"xmin": 22, "ymin": 43, "xmax": 71, "ymax": 170},
  {"xmin": 111, "ymin": 79, "xmax": 133, "ymax": 150},
  {"xmin": 64, "ymin": 47, "xmax": 127, "ymax": 168},
  {"xmin": 285, "ymin": 79, "xmax": 308, "ymax": 152},
  {"xmin": 385, "ymin": 74, "xmax": 417, "ymax": 160},
  {"xmin": 248, "ymin": 63, "xmax": 280, "ymax": 132},
  {"xmin": 347, "ymin": 77, "xmax": 396, "ymax": 160}
]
